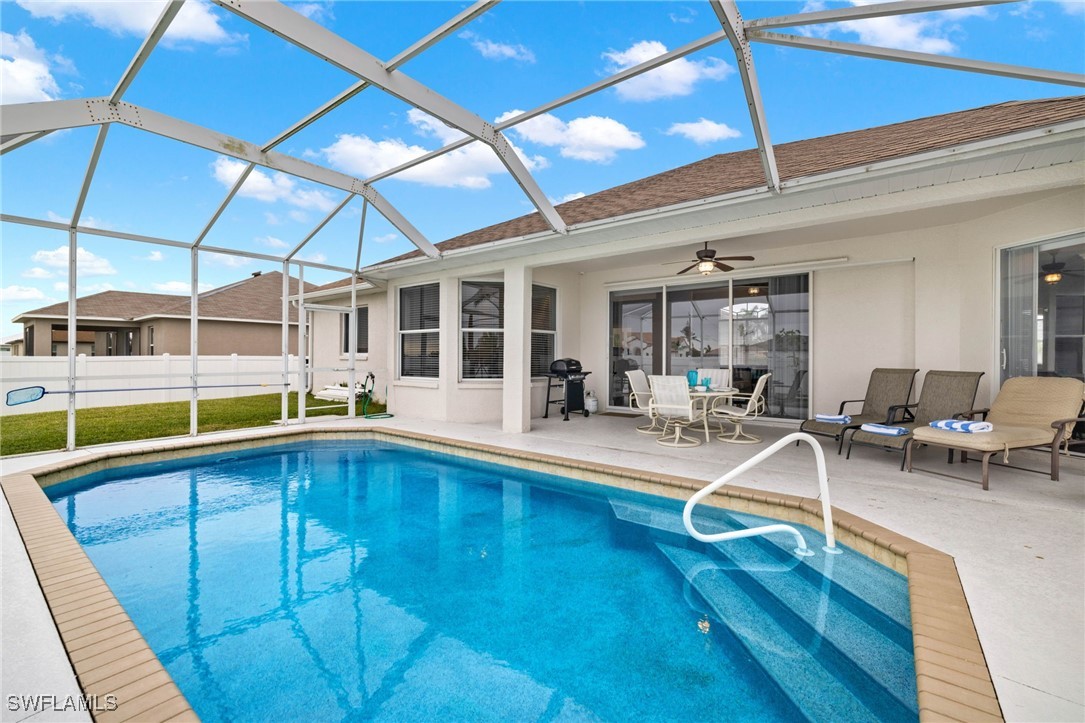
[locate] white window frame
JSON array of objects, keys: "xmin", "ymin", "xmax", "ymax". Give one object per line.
[
  {"xmin": 530, "ymin": 283, "xmax": 558, "ymax": 379},
  {"xmin": 339, "ymin": 305, "xmax": 369, "ymax": 360},
  {"xmin": 398, "ymin": 282, "xmax": 440, "ymax": 379},
  {"xmin": 460, "ymin": 279, "xmax": 504, "ymax": 382}
]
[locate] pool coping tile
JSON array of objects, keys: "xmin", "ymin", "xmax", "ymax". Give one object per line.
[{"xmin": 2, "ymin": 425, "xmax": 1004, "ymax": 722}]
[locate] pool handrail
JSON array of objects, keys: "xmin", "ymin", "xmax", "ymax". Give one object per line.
[{"xmin": 683, "ymin": 432, "xmax": 839, "ymax": 556}]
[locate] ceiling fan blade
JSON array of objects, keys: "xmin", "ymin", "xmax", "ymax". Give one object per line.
[
  {"xmin": 676, "ymin": 262, "xmax": 699, "ymax": 275},
  {"xmin": 714, "ymin": 256, "xmax": 755, "ymax": 261},
  {"xmin": 713, "ymin": 261, "xmax": 734, "ymax": 272}
]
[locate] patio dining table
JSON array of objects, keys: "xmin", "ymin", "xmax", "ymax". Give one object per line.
[{"xmin": 689, "ymin": 386, "xmax": 737, "ymax": 443}]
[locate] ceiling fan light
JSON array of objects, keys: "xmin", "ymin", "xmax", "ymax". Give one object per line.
[
  {"xmin": 748, "ymin": 286, "xmax": 761, "ymax": 296},
  {"xmin": 1044, "ymin": 271, "xmax": 1063, "ymax": 285},
  {"xmin": 697, "ymin": 260, "xmax": 715, "ymax": 275}
]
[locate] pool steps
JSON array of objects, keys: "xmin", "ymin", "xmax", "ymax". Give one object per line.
[{"xmin": 609, "ymin": 498, "xmax": 918, "ymax": 720}]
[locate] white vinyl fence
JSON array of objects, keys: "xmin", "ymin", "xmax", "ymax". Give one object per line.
[{"xmin": 0, "ymin": 354, "xmax": 300, "ymax": 415}]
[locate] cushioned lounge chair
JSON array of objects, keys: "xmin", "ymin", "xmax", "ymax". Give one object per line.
[
  {"xmin": 800, "ymin": 368, "xmax": 919, "ymax": 453},
  {"xmin": 847, "ymin": 370, "xmax": 983, "ymax": 469},
  {"xmin": 905, "ymin": 376, "xmax": 1085, "ymax": 490},
  {"xmin": 626, "ymin": 369, "xmax": 663, "ymax": 435}
]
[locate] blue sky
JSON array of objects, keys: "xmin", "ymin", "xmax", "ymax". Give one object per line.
[{"xmin": 1, "ymin": 0, "xmax": 1083, "ymax": 340}]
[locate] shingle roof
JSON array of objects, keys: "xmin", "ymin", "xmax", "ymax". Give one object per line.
[
  {"xmin": 16, "ymin": 271, "xmax": 314, "ymax": 323},
  {"xmin": 308, "ymin": 275, "xmax": 367, "ymax": 294},
  {"xmin": 373, "ymin": 96, "xmax": 1084, "ymax": 266}
]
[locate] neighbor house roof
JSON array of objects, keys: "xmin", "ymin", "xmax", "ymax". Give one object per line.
[
  {"xmin": 368, "ymin": 96, "xmax": 1084, "ymax": 266},
  {"xmin": 14, "ymin": 271, "xmax": 313, "ymax": 323}
]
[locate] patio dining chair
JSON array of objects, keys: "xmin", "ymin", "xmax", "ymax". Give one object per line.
[
  {"xmin": 800, "ymin": 368, "xmax": 919, "ymax": 454},
  {"xmin": 626, "ymin": 369, "xmax": 663, "ymax": 434},
  {"xmin": 846, "ymin": 370, "xmax": 983, "ymax": 469},
  {"xmin": 696, "ymin": 368, "xmax": 731, "ymax": 390},
  {"xmin": 906, "ymin": 376, "xmax": 1085, "ymax": 490},
  {"xmin": 709, "ymin": 373, "xmax": 772, "ymax": 444},
  {"xmin": 647, "ymin": 375, "xmax": 705, "ymax": 448}
]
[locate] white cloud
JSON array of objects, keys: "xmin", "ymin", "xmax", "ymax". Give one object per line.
[
  {"xmin": 460, "ymin": 31, "xmax": 535, "ymax": 63},
  {"xmin": 301, "ymin": 252, "xmax": 327, "ymax": 263},
  {"xmin": 22, "ymin": 267, "xmax": 54, "ymax": 279},
  {"xmin": 290, "ymin": 2, "xmax": 334, "ymax": 22},
  {"xmin": 1054, "ymin": 0, "xmax": 1085, "ymax": 14},
  {"xmin": 0, "ymin": 30, "xmax": 66, "ymax": 104},
  {"xmin": 319, "ymin": 110, "xmax": 547, "ymax": 189},
  {"xmin": 142, "ymin": 251, "xmax": 164, "ymax": 262},
  {"xmin": 0, "ymin": 285, "xmax": 45, "ymax": 302},
  {"xmin": 16, "ymin": 0, "xmax": 245, "ymax": 45},
  {"xmin": 256, "ymin": 236, "xmax": 289, "ymax": 249},
  {"xmin": 211, "ymin": 157, "xmax": 337, "ymax": 211},
  {"xmin": 805, "ymin": 1, "xmax": 992, "ymax": 54},
  {"xmin": 498, "ymin": 110, "xmax": 645, "ymax": 163},
  {"xmin": 604, "ymin": 41, "xmax": 732, "ymax": 102},
  {"xmin": 32, "ymin": 246, "xmax": 117, "ymax": 276},
  {"xmin": 204, "ymin": 252, "xmax": 252, "ymax": 268},
  {"xmin": 666, "ymin": 118, "xmax": 742, "ymax": 145},
  {"xmin": 372, "ymin": 233, "xmax": 398, "ymax": 244},
  {"xmin": 669, "ymin": 7, "xmax": 697, "ymax": 24},
  {"xmin": 288, "ymin": 210, "xmax": 310, "ymax": 223},
  {"xmin": 264, "ymin": 212, "xmax": 283, "ymax": 226},
  {"xmin": 552, "ymin": 192, "xmax": 586, "ymax": 204},
  {"xmin": 45, "ymin": 210, "xmax": 112, "ymax": 230}
]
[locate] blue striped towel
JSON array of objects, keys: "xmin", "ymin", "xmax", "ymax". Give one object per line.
[
  {"xmin": 815, "ymin": 414, "xmax": 851, "ymax": 424},
  {"xmin": 860, "ymin": 423, "xmax": 909, "ymax": 436},
  {"xmin": 930, "ymin": 419, "xmax": 993, "ymax": 433}
]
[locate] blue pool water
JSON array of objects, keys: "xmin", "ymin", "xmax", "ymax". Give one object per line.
[{"xmin": 48, "ymin": 441, "xmax": 917, "ymax": 722}]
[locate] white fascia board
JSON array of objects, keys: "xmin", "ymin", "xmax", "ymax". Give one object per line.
[
  {"xmin": 213, "ymin": 0, "xmax": 564, "ymax": 235},
  {"xmin": 13, "ymin": 315, "xmax": 135, "ymax": 323},
  {"xmin": 288, "ymin": 282, "xmax": 378, "ymax": 303},
  {"xmin": 361, "ymin": 121, "xmax": 1084, "ymax": 277}
]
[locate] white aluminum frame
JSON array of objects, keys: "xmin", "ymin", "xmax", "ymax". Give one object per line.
[{"xmin": 3, "ymin": 0, "xmax": 1080, "ymax": 448}]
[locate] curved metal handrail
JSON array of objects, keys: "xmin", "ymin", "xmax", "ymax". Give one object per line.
[{"xmin": 683, "ymin": 432, "xmax": 839, "ymax": 556}]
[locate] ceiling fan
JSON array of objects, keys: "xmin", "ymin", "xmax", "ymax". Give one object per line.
[
  {"xmin": 1040, "ymin": 251, "xmax": 1082, "ymax": 285},
  {"xmin": 675, "ymin": 242, "xmax": 754, "ymax": 276}
]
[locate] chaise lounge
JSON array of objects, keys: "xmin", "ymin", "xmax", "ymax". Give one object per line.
[
  {"xmin": 800, "ymin": 368, "xmax": 919, "ymax": 453},
  {"xmin": 905, "ymin": 376, "xmax": 1085, "ymax": 490}
]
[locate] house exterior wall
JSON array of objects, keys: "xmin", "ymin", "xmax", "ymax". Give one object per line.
[
  {"xmin": 140, "ymin": 319, "xmax": 298, "ymax": 356},
  {"xmin": 305, "ymin": 164, "xmax": 1081, "ymax": 430},
  {"xmin": 310, "ymin": 290, "xmax": 391, "ymax": 403}
]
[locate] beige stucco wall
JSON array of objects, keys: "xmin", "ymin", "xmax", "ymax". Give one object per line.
[
  {"xmin": 310, "ymin": 289, "xmax": 390, "ymax": 404},
  {"xmin": 308, "ymin": 175, "xmax": 1082, "ymax": 428},
  {"xmin": 151, "ymin": 318, "xmax": 298, "ymax": 356}
]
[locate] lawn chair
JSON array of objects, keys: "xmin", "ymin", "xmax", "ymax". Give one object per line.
[
  {"xmin": 709, "ymin": 373, "xmax": 772, "ymax": 444},
  {"xmin": 906, "ymin": 376, "xmax": 1085, "ymax": 490},
  {"xmin": 626, "ymin": 369, "xmax": 663, "ymax": 435},
  {"xmin": 696, "ymin": 368, "xmax": 731, "ymax": 390},
  {"xmin": 648, "ymin": 375, "xmax": 704, "ymax": 448},
  {"xmin": 800, "ymin": 368, "xmax": 919, "ymax": 453},
  {"xmin": 847, "ymin": 370, "xmax": 983, "ymax": 469}
]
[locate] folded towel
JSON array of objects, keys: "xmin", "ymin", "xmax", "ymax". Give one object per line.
[
  {"xmin": 815, "ymin": 414, "xmax": 852, "ymax": 424},
  {"xmin": 860, "ymin": 423, "xmax": 909, "ymax": 436},
  {"xmin": 930, "ymin": 419, "xmax": 993, "ymax": 433}
]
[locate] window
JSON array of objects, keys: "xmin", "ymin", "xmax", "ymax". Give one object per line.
[
  {"xmin": 24, "ymin": 326, "xmax": 34, "ymax": 356},
  {"xmin": 399, "ymin": 283, "xmax": 439, "ymax": 378},
  {"xmin": 531, "ymin": 285, "xmax": 557, "ymax": 376},
  {"xmin": 341, "ymin": 307, "xmax": 369, "ymax": 355},
  {"xmin": 459, "ymin": 281, "xmax": 557, "ymax": 379},
  {"xmin": 148, "ymin": 326, "xmax": 155, "ymax": 355},
  {"xmin": 462, "ymin": 281, "xmax": 504, "ymax": 379}
]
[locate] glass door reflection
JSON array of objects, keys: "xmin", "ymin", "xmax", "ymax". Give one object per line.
[{"xmin": 609, "ymin": 289, "xmax": 662, "ymax": 408}]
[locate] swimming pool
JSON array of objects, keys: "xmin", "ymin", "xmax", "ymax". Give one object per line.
[{"xmin": 48, "ymin": 439, "xmax": 918, "ymax": 722}]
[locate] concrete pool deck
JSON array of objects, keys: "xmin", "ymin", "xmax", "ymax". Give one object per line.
[{"xmin": 1, "ymin": 414, "xmax": 1082, "ymax": 722}]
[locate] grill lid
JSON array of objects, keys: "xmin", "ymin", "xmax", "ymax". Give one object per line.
[{"xmin": 550, "ymin": 358, "xmax": 582, "ymax": 376}]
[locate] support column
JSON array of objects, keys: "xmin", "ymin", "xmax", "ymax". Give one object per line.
[
  {"xmin": 502, "ymin": 262, "xmax": 532, "ymax": 433},
  {"xmin": 66, "ymin": 229, "xmax": 77, "ymax": 450},
  {"xmin": 189, "ymin": 247, "xmax": 199, "ymax": 436}
]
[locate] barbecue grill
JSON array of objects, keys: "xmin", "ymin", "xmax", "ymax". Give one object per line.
[{"xmin": 544, "ymin": 358, "xmax": 591, "ymax": 421}]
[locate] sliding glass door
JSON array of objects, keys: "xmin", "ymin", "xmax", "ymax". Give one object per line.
[
  {"xmin": 609, "ymin": 274, "xmax": 809, "ymax": 418},
  {"xmin": 1000, "ymin": 235, "xmax": 1085, "ymax": 384}
]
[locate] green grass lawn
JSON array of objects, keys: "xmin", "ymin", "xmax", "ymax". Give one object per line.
[{"xmin": 0, "ymin": 393, "xmax": 386, "ymax": 456}]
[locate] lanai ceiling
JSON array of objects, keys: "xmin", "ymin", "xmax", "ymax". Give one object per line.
[{"xmin": 2, "ymin": 0, "xmax": 1083, "ymax": 281}]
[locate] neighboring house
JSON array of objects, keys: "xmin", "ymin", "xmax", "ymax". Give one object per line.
[
  {"xmin": 304, "ymin": 97, "xmax": 1085, "ymax": 432},
  {"xmin": 14, "ymin": 271, "xmax": 313, "ymax": 356}
]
